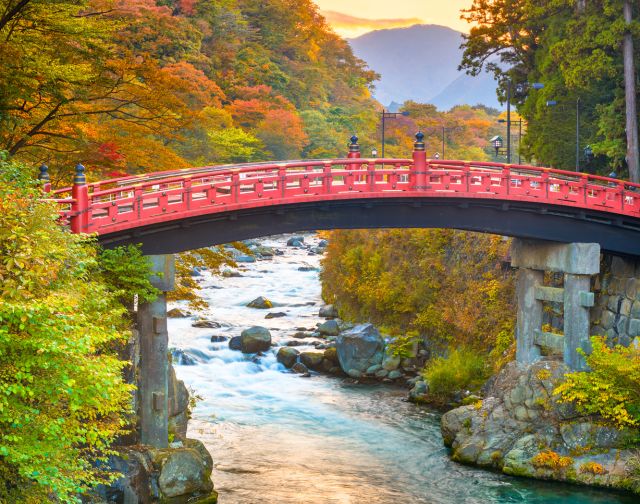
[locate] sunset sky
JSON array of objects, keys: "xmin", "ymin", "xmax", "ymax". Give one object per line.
[{"xmin": 315, "ymin": 0, "xmax": 474, "ymax": 38}]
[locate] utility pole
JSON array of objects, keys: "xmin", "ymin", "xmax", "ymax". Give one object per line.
[
  {"xmin": 623, "ymin": 0, "xmax": 640, "ymax": 182},
  {"xmin": 576, "ymin": 97, "xmax": 581, "ymax": 171},
  {"xmin": 507, "ymin": 80, "xmax": 512, "ymax": 164}
]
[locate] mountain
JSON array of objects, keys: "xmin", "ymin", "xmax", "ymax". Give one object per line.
[{"xmin": 349, "ymin": 24, "xmax": 501, "ymax": 110}]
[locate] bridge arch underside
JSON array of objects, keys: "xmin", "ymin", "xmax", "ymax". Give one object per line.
[{"xmin": 97, "ymin": 197, "xmax": 640, "ymax": 257}]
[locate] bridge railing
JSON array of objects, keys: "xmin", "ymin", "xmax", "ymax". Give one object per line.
[{"xmin": 46, "ymin": 133, "xmax": 640, "ymax": 235}]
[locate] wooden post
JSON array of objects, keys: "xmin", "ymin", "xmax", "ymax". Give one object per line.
[
  {"xmin": 70, "ymin": 163, "xmax": 88, "ymax": 234},
  {"xmin": 413, "ymin": 132, "xmax": 427, "ymax": 191}
]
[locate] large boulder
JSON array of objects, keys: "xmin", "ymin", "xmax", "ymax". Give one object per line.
[
  {"xmin": 318, "ymin": 319, "xmax": 340, "ymax": 336},
  {"xmin": 247, "ymin": 296, "xmax": 273, "ymax": 309},
  {"xmin": 155, "ymin": 444, "xmax": 214, "ymax": 499},
  {"xmin": 286, "ymin": 236, "xmax": 305, "ymax": 246},
  {"xmin": 240, "ymin": 326, "xmax": 272, "ymax": 353},
  {"xmin": 277, "ymin": 347, "xmax": 299, "ymax": 368},
  {"xmin": 228, "ymin": 336, "xmax": 242, "ymax": 351},
  {"xmin": 335, "ymin": 324, "xmax": 385, "ymax": 375},
  {"xmin": 319, "ymin": 305, "xmax": 338, "ymax": 318},
  {"xmin": 300, "ymin": 351, "xmax": 324, "ymax": 371}
]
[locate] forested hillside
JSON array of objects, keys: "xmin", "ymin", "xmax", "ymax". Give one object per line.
[{"xmin": 0, "ymin": 0, "xmax": 378, "ymax": 183}]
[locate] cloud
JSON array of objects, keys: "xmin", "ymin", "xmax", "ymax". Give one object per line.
[{"xmin": 321, "ymin": 10, "xmax": 424, "ymax": 37}]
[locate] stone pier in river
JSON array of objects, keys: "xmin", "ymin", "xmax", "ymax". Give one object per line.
[{"xmin": 511, "ymin": 238, "xmax": 640, "ymax": 371}]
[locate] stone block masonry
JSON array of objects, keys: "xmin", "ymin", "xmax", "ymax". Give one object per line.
[
  {"xmin": 511, "ymin": 239, "xmax": 600, "ymax": 370},
  {"xmin": 591, "ymin": 254, "xmax": 640, "ymax": 347}
]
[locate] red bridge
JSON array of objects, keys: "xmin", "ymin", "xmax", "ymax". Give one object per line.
[{"xmin": 48, "ymin": 134, "xmax": 640, "ymax": 256}]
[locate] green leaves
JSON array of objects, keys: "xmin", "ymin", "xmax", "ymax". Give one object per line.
[{"xmin": 0, "ymin": 158, "xmax": 133, "ymax": 502}]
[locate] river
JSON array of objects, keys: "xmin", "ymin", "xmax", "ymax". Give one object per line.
[{"xmin": 168, "ymin": 233, "xmax": 635, "ymax": 504}]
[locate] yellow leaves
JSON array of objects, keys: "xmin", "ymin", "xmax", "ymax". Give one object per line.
[{"xmin": 531, "ymin": 450, "xmax": 574, "ymax": 470}]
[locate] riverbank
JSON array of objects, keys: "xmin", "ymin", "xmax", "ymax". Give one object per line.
[{"xmin": 168, "ymin": 233, "xmax": 637, "ymax": 503}]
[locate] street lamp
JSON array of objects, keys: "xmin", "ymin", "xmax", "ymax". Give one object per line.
[
  {"xmin": 380, "ymin": 109, "xmax": 410, "ymax": 158},
  {"xmin": 371, "ymin": 148, "xmax": 378, "ymax": 158},
  {"xmin": 434, "ymin": 152, "xmax": 440, "ymax": 160},
  {"xmin": 490, "ymin": 135, "xmax": 504, "ymax": 157},
  {"xmin": 503, "ymin": 81, "xmax": 544, "ymax": 163},
  {"xmin": 498, "ymin": 118, "xmax": 524, "ymax": 164}
]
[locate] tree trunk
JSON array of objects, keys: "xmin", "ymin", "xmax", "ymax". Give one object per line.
[{"xmin": 623, "ymin": 0, "xmax": 640, "ymax": 182}]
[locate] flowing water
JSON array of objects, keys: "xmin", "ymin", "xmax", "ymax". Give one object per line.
[{"xmin": 168, "ymin": 233, "xmax": 635, "ymax": 504}]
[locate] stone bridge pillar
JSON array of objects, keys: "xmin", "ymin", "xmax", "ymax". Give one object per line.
[
  {"xmin": 137, "ymin": 255, "xmax": 175, "ymax": 448},
  {"xmin": 511, "ymin": 239, "xmax": 600, "ymax": 370}
]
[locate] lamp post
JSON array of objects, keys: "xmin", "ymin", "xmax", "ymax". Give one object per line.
[
  {"xmin": 498, "ymin": 118, "xmax": 524, "ymax": 164},
  {"xmin": 371, "ymin": 148, "xmax": 378, "ymax": 158},
  {"xmin": 503, "ymin": 81, "xmax": 544, "ymax": 163},
  {"xmin": 380, "ymin": 109, "xmax": 409, "ymax": 158},
  {"xmin": 490, "ymin": 135, "xmax": 504, "ymax": 158}
]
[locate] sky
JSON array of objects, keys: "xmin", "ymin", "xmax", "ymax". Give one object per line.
[{"xmin": 315, "ymin": 0, "xmax": 474, "ymax": 38}]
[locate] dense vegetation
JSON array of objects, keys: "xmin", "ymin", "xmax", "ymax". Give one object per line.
[
  {"xmin": 461, "ymin": 0, "xmax": 639, "ymax": 177},
  {"xmin": 0, "ymin": 0, "xmax": 378, "ymax": 182},
  {"xmin": 555, "ymin": 336, "xmax": 640, "ymax": 428},
  {"xmin": 321, "ymin": 229, "xmax": 516, "ymax": 391},
  {"xmin": 0, "ymin": 157, "xmax": 157, "ymax": 502}
]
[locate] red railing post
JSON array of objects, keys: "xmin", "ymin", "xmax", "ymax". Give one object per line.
[
  {"xmin": 38, "ymin": 164, "xmax": 51, "ymax": 193},
  {"xmin": 347, "ymin": 135, "xmax": 361, "ymax": 160},
  {"xmin": 70, "ymin": 164, "xmax": 89, "ymax": 233},
  {"xmin": 413, "ymin": 132, "xmax": 427, "ymax": 191},
  {"xmin": 323, "ymin": 162, "xmax": 332, "ymax": 195},
  {"xmin": 231, "ymin": 172, "xmax": 240, "ymax": 203}
]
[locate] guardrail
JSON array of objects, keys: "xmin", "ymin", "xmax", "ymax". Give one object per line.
[{"xmin": 45, "ymin": 134, "xmax": 640, "ymax": 235}]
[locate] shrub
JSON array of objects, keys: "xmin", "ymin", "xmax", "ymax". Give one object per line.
[
  {"xmin": 422, "ymin": 347, "xmax": 488, "ymax": 399},
  {"xmin": 554, "ymin": 336, "xmax": 640, "ymax": 428},
  {"xmin": 0, "ymin": 157, "xmax": 134, "ymax": 502},
  {"xmin": 532, "ymin": 450, "xmax": 573, "ymax": 470}
]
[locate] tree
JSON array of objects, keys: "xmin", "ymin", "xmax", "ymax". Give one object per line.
[{"xmin": 0, "ymin": 155, "xmax": 146, "ymax": 502}]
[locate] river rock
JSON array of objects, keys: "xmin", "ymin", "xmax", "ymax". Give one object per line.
[
  {"xmin": 228, "ymin": 336, "xmax": 242, "ymax": 351},
  {"xmin": 366, "ymin": 364, "xmax": 382, "ymax": 374},
  {"xmin": 388, "ymin": 370, "xmax": 402, "ymax": 380},
  {"xmin": 318, "ymin": 319, "xmax": 340, "ymax": 336},
  {"xmin": 168, "ymin": 308, "xmax": 189, "ymax": 318},
  {"xmin": 292, "ymin": 362, "xmax": 309, "ymax": 374},
  {"xmin": 409, "ymin": 380, "xmax": 428, "ymax": 402},
  {"xmin": 335, "ymin": 323, "xmax": 385, "ymax": 375},
  {"xmin": 210, "ymin": 335, "xmax": 228, "ymax": 343},
  {"xmin": 318, "ymin": 239, "xmax": 329, "ymax": 247},
  {"xmin": 247, "ymin": 296, "xmax": 273, "ymax": 309},
  {"xmin": 382, "ymin": 354, "xmax": 401, "ymax": 371},
  {"xmin": 255, "ymin": 246, "xmax": 275, "ymax": 257},
  {"xmin": 292, "ymin": 331, "xmax": 310, "ymax": 339},
  {"xmin": 323, "ymin": 347, "xmax": 338, "ymax": 364},
  {"xmin": 265, "ymin": 312, "xmax": 287, "ymax": 319},
  {"xmin": 300, "ymin": 351, "xmax": 324, "ymax": 370},
  {"xmin": 440, "ymin": 360, "xmax": 639, "ymax": 493},
  {"xmin": 277, "ymin": 347, "xmax": 299, "ymax": 368},
  {"xmin": 221, "ymin": 269, "xmax": 241, "ymax": 278},
  {"xmin": 240, "ymin": 326, "xmax": 272, "ymax": 353},
  {"xmin": 171, "ymin": 349, "xmax": 196, "ymax": 366},
  {"xmin": 319, "ymin": 305, "xmax": 339, "ymax": 318},
  {"xmin": 155, "ymin": 443, "xmax": 214, "ymax": 498},
  {"xmin": 192, "ymin": 319, "xmax": 222, "ymax": 329},
  {"xmin": 297, "ymin": 263, "xmax": 318, "ymax": 272},
  {"xmin": 375, "ymin": 369, "xmax": 389, "ymax": 378},
  {"xmin": 286, "ymin": 236, "xmax": 305, "ymax": 246},
  {"xmin": 285, "ymin": 340, "xmax": 305, "ymax": 347}
]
